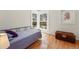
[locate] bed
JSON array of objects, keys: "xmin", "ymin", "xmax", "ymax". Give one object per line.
[{"xmin": 7, "ymin": 28, "xmax": 42, "ymax": 49}]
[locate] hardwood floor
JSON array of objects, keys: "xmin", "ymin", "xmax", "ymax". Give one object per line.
[{"xmin": 28, "ymin": 33, "xmax": 79, "ymax": 49}]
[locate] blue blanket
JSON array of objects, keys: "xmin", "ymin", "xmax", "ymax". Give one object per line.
[{"xmin": 8, "ymin": 29, "xmax": 42, "ymax": 49}]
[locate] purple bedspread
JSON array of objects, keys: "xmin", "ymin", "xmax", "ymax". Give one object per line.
[{"xmin": 8, "ymin": 29, "xmax": 42, "ymax": 49}]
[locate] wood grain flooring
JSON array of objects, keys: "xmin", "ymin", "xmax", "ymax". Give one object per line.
[{"xmin": 28, "ymin": 33, "xmax": 79, "ymax": 49}]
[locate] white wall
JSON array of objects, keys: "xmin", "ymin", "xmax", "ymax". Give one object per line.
[
  {"xmin": 49, "ymin": 10, "xmax": 79, "ymax": 40},
  {"xmin": 0, "ymin": 10, "xmax": 31, "ymax": 30},
  {"xmin": 49, "ymin": 10, "xmax": 61, "ymax": 34}
]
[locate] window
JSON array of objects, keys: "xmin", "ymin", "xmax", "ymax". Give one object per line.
[{"xmin": 31, "ymin": 10, "xmax": 49, "ymax": 32}]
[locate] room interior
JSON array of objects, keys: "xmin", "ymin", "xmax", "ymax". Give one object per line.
[{"xmin": 0, "ymin": 10, "xmax": 79, "ymax": 49}]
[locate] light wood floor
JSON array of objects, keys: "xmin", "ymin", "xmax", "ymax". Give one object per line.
[{"xmin": 28, "ymin": 33, "xmax": 79, "ymax": 49}]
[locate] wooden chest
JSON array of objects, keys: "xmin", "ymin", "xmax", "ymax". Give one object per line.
[{"xmin": 55, "ymin": 31, "xmax": 76, "ymax": 43}]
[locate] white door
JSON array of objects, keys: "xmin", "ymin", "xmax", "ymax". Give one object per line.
[
  {"xmin": 31, "ymin": 11, "xmax": 38, "ymax": 29},
  {"xmin": 31, "ymin": 10, "xmax": 49, "ymax": 33}
]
